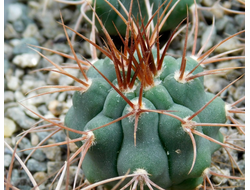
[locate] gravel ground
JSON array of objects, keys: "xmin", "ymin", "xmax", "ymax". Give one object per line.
[{"xmin": 4, "ymin": 0, "xmax": 245, "ymax": 189}]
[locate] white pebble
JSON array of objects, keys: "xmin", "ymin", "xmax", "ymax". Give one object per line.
[
  {"xmin": 47, "ymin": 71, "xmax": 61, "ymax": 85},
  {"xmin": 8, "ymin": 4, "xmax": 23, "ymax": 22},
  {"xmin": 204, "ymin": 75, "xmax": 228, "ymax": 93},
  {"xmin": 4, "ymin": 91, "xmax": 14, "ymax": 103},
  {"xmin": 22, "ymin": 23, "xmax": 39, "ymax": 38},
  {"xmin": 234, "ymin": 86, "xmax": 245, "ymax": 100},
  {"xmin": 235, "ymin": 113, "xmax": 245, "ymax": 123},
  {"xmin": 7, "ymin": 76, "xmax": 20, "ymax": 91},
  {"xmin": 14, "ymin": 90, "xmax": 25, "ymax": 102},
  {"xmin": 13, "ymin": 53, "xmax": 40, "ymax": 68},
  {"xmin": 59, "ymin": 68, "xmax": 79, "ymax": 85},
  {"xmin": 4, "ymin": 24, "xmax": 19, "ymax": 39},
  {"xmin": 215, "ymin": 38, "xmax": 241, "ymax": 53},
  {"xmin": 211, "ymin": 168, "xmax": 230, "ymax": 184},
  {"xmin": 4, "ymin": 118, "xmax": 17, "ymax": 137},
  {"xmin": 23, "ymin": 104, "xmax": 41, "ymax": 119},
  {"xmin": 201, "ymin": 25, "xmax": 216, "ymax": 51},
  {"xmin": 31, "ymin": 133, "xmax": 40, "ymax": 146}
]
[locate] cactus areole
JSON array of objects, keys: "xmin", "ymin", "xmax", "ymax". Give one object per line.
[{"xmin": 64, "ymin": 1, "xmax": 227, "ymax": 189}]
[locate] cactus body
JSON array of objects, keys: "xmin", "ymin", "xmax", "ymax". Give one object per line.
[
  {"xmin": 65, "ymin": 53, "xmax": 227, "ymax": 189},
  {"xmin": 87, "ymin": 0, "xmax": 199, "ymax": 35}
]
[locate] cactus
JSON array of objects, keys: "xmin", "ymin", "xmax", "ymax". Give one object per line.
[
  {"xmin": 15, "ymin": 0, "xmax": 244, "ymax": 189},
  {"xmin": 60, "ymin": 1, "xmax": 244, "ymax": 189},
  {"xmin": 86, "ymin": 0, "xmax": 200, "ymax": 35},
  {"xmin": 64, "ymin": 50, "xmax": 226, "ymax": 190}
]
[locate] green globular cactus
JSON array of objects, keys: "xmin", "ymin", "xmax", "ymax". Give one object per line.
[
  {"xmin": 87, "ymin": 0, "xmax": 199, "ymax": 36},
  {"xmin": 61, "ymin": 1, "xmax": 239, "ymax": 189},
  {"xmin": 64, "ymin": 53, "xmax": 227, "ymax": 189},
  {"xmin": 60, "ymin": 22, "xmax": 245, "ymax": 190}
]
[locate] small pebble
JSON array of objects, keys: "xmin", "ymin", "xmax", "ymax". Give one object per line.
[
  {"xmin": 33, "ymin": 172, "xmax": 48, "ymax": 184},
  {"xmin": 7, "ymin": 3, "xmax": 24, "ymax": 22},
  {"xmin": 5, "ymin": 23, "xmax": 20, "ymax": 39},
  {"xmin": 27, "ymin": 159, "xmax": 47, "ymax": 172},
  {"xmin": 15, "ymin": 68, "xmax": 25, "ymax": 79},
  {"xmin": 36, "ymin": 131, "xmax": 50, "ymax": 143},
  {"xmin": 31, "ymin": 149, "xmax": 46, "ymax": 162},
  {"xmin": 235, "ymin": 14, "xmax": 245, "ymax": 30},
  {"xmin": 4, "ymin": 117, "xmax": 17, "ymax": 137},
  {"xmin": 53, "ymin": 130, "xmax": 66, "ymax": 143},
  {"xmin": 48, "ymin": 100, "xmax": 64, "ymax": 116},
  {"xmin": 4, "ymin": 137, "xmax": 13, "ymax": 147},
  {"xmin": 13, "ymin": 20, "xmax": 25, "ymax": 32},
  {"xmin": 201, "ymin": 25, "xmax": 216, "ymax": 51},
  {"xmin": 234, "ymin": 86, "xmax": 245, "ymax": 100},
  {"xmin": 235, "ymin": 113, "xmax": 245, "ymax": 123},
  {"xmin": 201, "ymin": 0, "xmax": 213, "ymax": 6},
  {"xmin": 225, "ymin": 22, "xmax": 237, "ymax": 35},
  {"xmin": 215, "ymin": 16, "xmax": 230, "ymax": 32},
  {"xmin": 13, "ymin": 53, "xmax": 41, "ymax": 68},
  {"xmin": 4, "ymin": 91, "xmax": 15, "ymax": 103},
  {"xmin": 42, "ymin": 139, "xmax": 62, "ymax": 161},
  {"xmin": 28, "ymin": 1, "xmax": 41, "ymax": 12},
  {"xmin": 4, "ymin": 0, "xmax": 12, "ymax": 27},
  {"xmin": 67, "ymin": 166, "xmax": 84, "ymax": 184},
  {"xmin": 4, "ymin": 154, "xmax": 13, "ymax": 167},
  {"xmin": 37, "ymin": 105, "xmax": 48, "ymax": 115},
  {"xmin": 69, "ymin": 141, "xmax": 78, "ymax": 153},
  {"xmin": 20, "ymin": 80, "xmax": 35, "ymax": 95},
  {"xmin": 12, "ymin": 37, "xmax": 40, "ymax": 55},
  {"xmin": 14, "ymin": 90, "xmax": 25, "ymax": 102},
  {"xmin": 210, "ymin": 2, "xmax": 225, "ymax": 19},
  {"xmin": 9, "ymin": 38, "xmax": 21, "ymax": 47},
  {"xmin": 17, "ymin": 137, "xmax": 32, "ymax": 155},
  {"xmin": 58, "ymin": 92, "xmax": 67, "ymax": 102},
  {"xmin": 236, "ymin": 160, "xmax": 245, "ymax": 172},
  {"xmin": 10, "ymin": 169, "xmax": 20, "ymax": 186},
  {"xmin": 35, "ymin": 11, "xmax": 57, "ymax": 29},
  {"xmin": 216, "ymin": 60, "xmax": 240, "ymax": 76},
  {"xmin": 31, "ymin": 133, "xmax": 40, "ymax": 146},
  {"xmin": 4, "ymin": 59, "xmax": 10, "ymax": 74},
  {"xmin": 23, "ymin": 104, "xmax": 41, "ymax": 119},
  {"xmin": 22, "ymin": 23, "xmax": 39, "ymax": 38},
  {"xmin": 215, "ymin": 37, "xmax": 241, "ymax": 53},
  {"xmin": 47, "ymin": 161, "xmax": 64, "ymax": 176},
  {"xmin": 4, "ymin": 102, "xmax": 19, "ymax": 113},
  {"xmin": 211, "ymin": 167, "xmax": 230, "ymax": 184},
  {"xmin": 59, "ymin": 68, "xmax": 79, "ymax": 86},
  {"xmin": 204, "ymin": 75, "xmax": 229, "ymax": 93},
  {"xmin": 26, "ymin": 92, "xmax": 49, "ymax": 106},
  {"xmin": 47, "ymin": 71, "xmax": 61, "ymax": 85},
  {"xmin": 52, "ymin": 43, "xmax": 70, "ymax": 54},
  {"xmin": 6, "ymin": 106, "xmax": 35, "ymax": 129},
  {"xmin": 41, "ymin": 27, "xmax": 60, "ymax": 39},
  {"xmin": 40, "ymin": 54, "xmax": 64, "ymax": 68},
  {"xmin": 4, "ymin": 43, "xmax": 13, "ymax": 60},
  {"xmin": 7, "ymin": 76, "xmax": 20, "ymax": 91}
]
